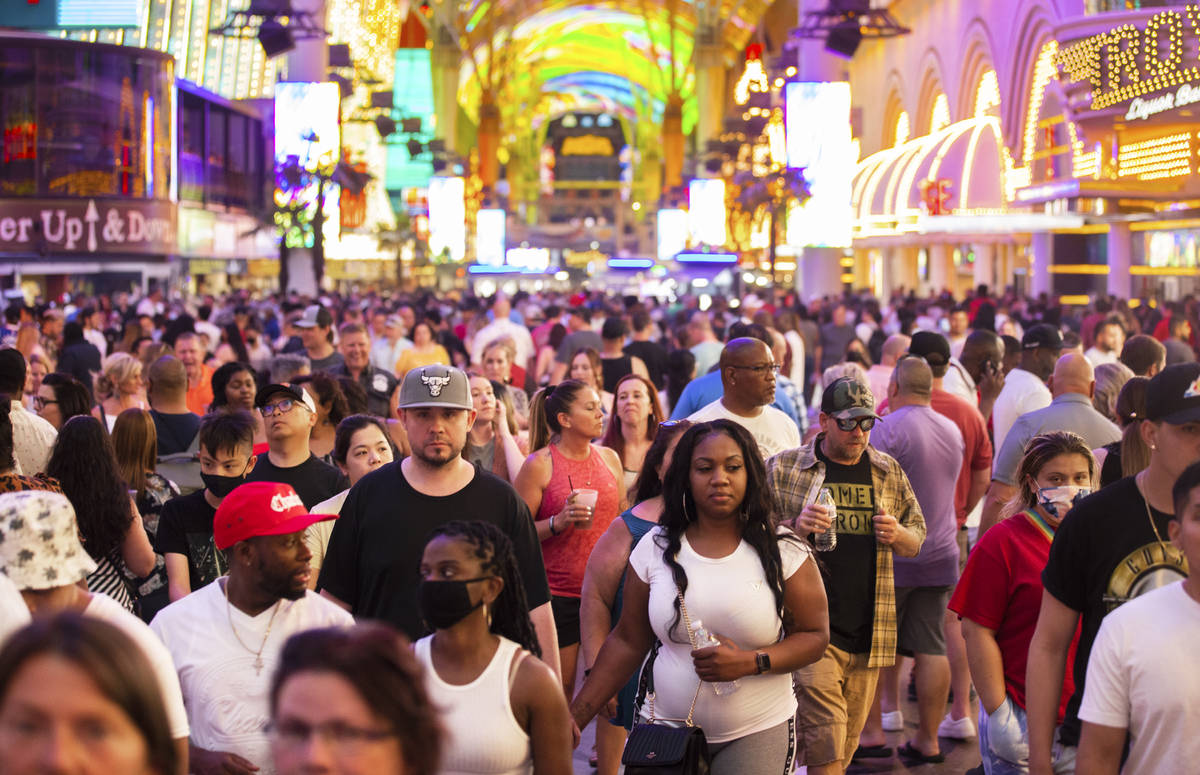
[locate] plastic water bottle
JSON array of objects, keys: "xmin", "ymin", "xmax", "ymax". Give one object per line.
[
  {"xmin": 813, "ymin": 487, "xmax": 838, "ymax": 552},
  {"xmin": 690, "ymin": 619, "xmax": 740, "ymax": 695}
]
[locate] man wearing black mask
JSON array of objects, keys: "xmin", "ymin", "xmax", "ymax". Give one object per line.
[{"xmin": 156, "ymin": 410, "xmax": 258, "ymax": 602}]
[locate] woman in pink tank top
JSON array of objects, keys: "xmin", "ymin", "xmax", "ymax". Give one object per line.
[{"xmin": 515, "ymin": 379, "xmax": 626, "ymax": 700}]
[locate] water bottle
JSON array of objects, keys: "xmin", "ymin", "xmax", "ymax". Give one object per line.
[
  {"xmin": 813, "ymin": 487, "xmax": 838, "ymax": 552},
  {"xmin": 690, "ymin": 619, "xmax": 740, "ymax": 695}
]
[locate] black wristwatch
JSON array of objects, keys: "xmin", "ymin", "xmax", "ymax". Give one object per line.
[{"xmin": 755, "ymin": 651, "xmax": 771, "ymax": 675}]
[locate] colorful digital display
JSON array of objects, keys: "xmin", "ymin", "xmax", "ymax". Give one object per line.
[
  {"xmin": 476, "ymin": 209, "xmax": 506, "ymax": 266},
  {"xmin": 657, "ymin": 208, "xmax": 688, "ymax": 261},
  {"xmin": 274, "ymin": 82, "xmax": 342, "ymax": 250},
  {"xmin": 689, "ymin": 179, "xmax": 727, "ymax": 248},
  {"xmin": 386, "ymin": 49, "xmax": 436, "ymax": 199},
  {"xmin": 4, "ymin": 0, "xmax": 141, "ymax": 28},
  {"xmin": 428, "ymin": 177, "xmax": 466, "ymax": 262},
  {"xmin": 785, "ymin": 82, "xmax": 854, "ymax": 248}
]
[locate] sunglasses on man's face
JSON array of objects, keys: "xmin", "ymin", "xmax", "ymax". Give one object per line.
[{"xmin": 834, "ymin": 416, "xmax": 876, "ymax": 432}]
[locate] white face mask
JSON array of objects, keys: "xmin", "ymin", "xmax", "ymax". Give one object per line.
[{"xmin": 1037, "ymin": 485, "xmax": 1091, "ymax": 520}]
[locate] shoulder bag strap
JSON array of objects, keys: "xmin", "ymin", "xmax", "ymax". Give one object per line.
[{"xmin": 646, "ymin": 589, "xmax": 704, "ymax": 727}]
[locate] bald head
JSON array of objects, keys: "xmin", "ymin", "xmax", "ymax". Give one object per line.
[
  {"xmin": 720, "ymin": 337, "xmax": 771, "ymax": 370},
  {"xmin": 1050, "ymin": 352, "xmax": 1095, "ymax": 398},
  {"xmin": 890, "ymin": 356, "xmax": 933, "ymax": 405},
  {"xmin": 881, "ymin": 334, "xmax": 911, "ymax": 367}
]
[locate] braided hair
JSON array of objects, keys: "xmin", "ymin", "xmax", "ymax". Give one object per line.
[
  {"xmin": 425, "ymin": 521, "xmax": 541, "ymax": 658},
  {"xmin": 656, "ymin": 420, "xmax": 799, "ymax": 642}
]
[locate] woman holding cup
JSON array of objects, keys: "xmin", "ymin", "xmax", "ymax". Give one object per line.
[{"xmin": 516, "ymin": 379, "xmax": 626, "ymax": 699}]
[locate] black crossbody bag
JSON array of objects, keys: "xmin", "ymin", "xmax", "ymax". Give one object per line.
[{"xmin": 621, "ymin": 590, "xmax": 712, "ymax": 775}]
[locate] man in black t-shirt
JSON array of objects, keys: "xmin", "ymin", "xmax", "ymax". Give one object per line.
[
  {"xmin": 1026, "ymin": 363, "xmax": 1198, "ymax": 775},
  {"xmin": 624, "ymin": 309, "xmax": 668, "ymax": 390},
  {"xmin": 244, "ymin": 382, "xmax": 347, "ymax": 508},
  {"xmin": 156, "ymin": 410, "xmax": 258, "ymax": 601},
  {"xmin": 767, "ymin": 377, "xmax": 925, "ymax": 773},
  {"xmin": 318, "ymin": 364, "xmax": 558, "ymax": 677}
]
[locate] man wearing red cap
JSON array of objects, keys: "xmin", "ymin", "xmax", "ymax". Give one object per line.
[{"xmin": 151, "ymin": 481, "xmax": 353, "ymax": 775}]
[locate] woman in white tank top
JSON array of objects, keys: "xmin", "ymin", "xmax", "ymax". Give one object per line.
[{"xmin": 416, "ymin": 521, "xmax": 574, "ymax": 775}]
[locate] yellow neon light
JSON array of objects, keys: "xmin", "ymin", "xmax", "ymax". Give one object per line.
[
  {"xmin": 840, "ymin": 272, "xmax": 856, "ymax": 284},
  {"xmin": 1059, "ymin": 295, "xmax": 1092, "ymax": 306},
  {"xmin": 974, "ymin": 70, "xmax": 1001, "ymax": 117},
  {"xmin": 1130, "ymin": 265, "xmax": 1200, "ymax": 276},
  {"xmin": 1049, "ymin": 264, "xmax": 1111, "ymax": 274},
  {"xmin": 931, "ymin": 94, "xmax": 951, "ymax": 132},
  {"xmin": 895, "ymin": 111, "xmax": 911, "ymax": 145},
  {"xmin": 1130, "ymin": 218, "xmax": 1200, "ymax": 231}
]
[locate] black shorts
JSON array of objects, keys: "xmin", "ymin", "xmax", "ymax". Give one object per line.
[{"xmin": 551, "ymin": 595, "xmax": 582, "ymax": 647}]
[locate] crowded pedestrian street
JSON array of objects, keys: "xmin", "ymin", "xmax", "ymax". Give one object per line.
[{"xmin": 3, "ymin": 2, "xmax": 1200, "ymax": 775}]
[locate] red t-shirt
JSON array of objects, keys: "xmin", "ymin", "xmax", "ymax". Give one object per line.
[
  {"xmin": 931, "ymin": 389, "xmax": 992, "ymax": 528},
  {"xmin": 950, "ymin": 511, "xmax": 1080, "ymax": 721}
]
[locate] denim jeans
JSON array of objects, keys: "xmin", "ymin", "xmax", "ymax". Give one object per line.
[{"xmin": 978, "ymin": 697, "xmax": 1076, "ymax": 775}]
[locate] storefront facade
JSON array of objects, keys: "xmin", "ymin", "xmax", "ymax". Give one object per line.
[{"xmin": 842, "ymin": 0, "xmax": 1200, "ymax": 302}]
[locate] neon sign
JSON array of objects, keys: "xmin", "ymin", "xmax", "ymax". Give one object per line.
[{"xmin": 1057, "ymin": 6, "xmax": 1200, "ymax": 113}]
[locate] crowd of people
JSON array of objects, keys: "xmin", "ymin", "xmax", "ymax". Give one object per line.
[{"xmin": 0, "ymin": 283, "xmax": 1197, "ymax": 775}]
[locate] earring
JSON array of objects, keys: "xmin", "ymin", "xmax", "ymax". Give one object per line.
[
  {"xmin": 739, "ymin": 506, "xmax": 750, "ymax": 524},
  {"xmin": 682, "ymin": 491, "xmax": 693, "ymax": 522}
]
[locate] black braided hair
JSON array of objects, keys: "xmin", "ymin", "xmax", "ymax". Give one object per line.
[
  {"xmin": 656, "ymin": 419, "xmax": 799, "ymax": 642},
  {"xmin": 425, "ymin": 520, "xmax": 542, "ymax": 658}
]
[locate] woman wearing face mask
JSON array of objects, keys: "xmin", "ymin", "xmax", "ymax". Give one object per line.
[
  {"xmin": 580, "ymin": 419, "xmax": 691, "ymax": 775},
  {"xmin": 415, "ymin": 521, "xmax": 573, "ymax": 775},
  {"xmin": 949, "ymin": 431, "xmax": 1096, "ymax": 775},
  {"xmin": 304, "ymin": 415, "xmax": 395, "ymax": 588}
]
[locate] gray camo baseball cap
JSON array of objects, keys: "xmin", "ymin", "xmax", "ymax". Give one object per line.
[{"xmin": 397, "ymin": 365, "xmax": 473, "ymax": 410}]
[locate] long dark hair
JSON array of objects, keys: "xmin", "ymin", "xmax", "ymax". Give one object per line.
[
  {"xmin": 271, "ymin": 624, "xmax": 442, "ymax": 775},
  {"xmin": 0, "ymin": 613, "xmax": 178, "ymax": 775},
  {"xmin": 424, "ymin": 520, "xmax": 541, "ymax": 658},
  {"xmin": 527, "ymin": 379, "xmax": 589, "ymax": 451},
  {"xmin": 656, "ymin": 420, "xmax": 796, "ymax": 641},
  {"xmin": 45, "ymin": 415, "xmax": 133, "ymax": 560},
  {"xmin": 0, "ymin": 396, "xmax": 13, "ymax": 471},
  {"xmin": 632, "ymin": 420, "xmax": 693, "ymax": 504}
]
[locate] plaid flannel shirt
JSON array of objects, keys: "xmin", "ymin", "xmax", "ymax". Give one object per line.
[{"xmin": 765, "ymin": 437, "xmax": 926, "ymax": 668}]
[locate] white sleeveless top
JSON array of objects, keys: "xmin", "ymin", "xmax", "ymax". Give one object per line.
[{"xmin": 415, "ymin": 634, "xmax": 533, "ymax": 775}]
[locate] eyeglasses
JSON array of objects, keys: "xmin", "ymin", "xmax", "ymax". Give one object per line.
[
  {"xmin": 834, "ymin": 416, "xmax": 876, "ymax": 432},
  {"xmin": 729, "ymin": 363, "xmax": 781, "ymax": 375},
  {"xmin": 33, "ymin": 396, "xmax": 57, "ymax": 409},
  {"xmin": 260, "ymin": 398, "xmax": 306, "ymax": 417},
  {"xmin": 265, "ymin": 720, "xmax": 395, "ymax": 753}
]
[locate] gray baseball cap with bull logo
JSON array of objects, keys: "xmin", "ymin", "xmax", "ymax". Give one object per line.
[{"xmin": 397, "ymin": 365, "xmax": 474, "ymax": 410}]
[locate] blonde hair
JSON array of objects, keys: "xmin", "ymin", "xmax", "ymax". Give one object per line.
[{"xmin": 95, "ymin": 353, "xmax": 142, "ymax": 398}]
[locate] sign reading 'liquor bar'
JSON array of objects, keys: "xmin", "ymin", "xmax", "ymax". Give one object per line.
[
  {"xmin": 0, "ymin": 199, "xmax": 176, "ymax": 255},
  {"xmin": 1057, "ymin": 5, "xmax": 1200, "ymax": 119}
]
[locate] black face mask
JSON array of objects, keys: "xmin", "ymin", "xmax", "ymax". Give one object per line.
[
  {"xmin": 201, "ymin": 458, "xmax": 252, "ymax": 499},
  {"xmin": 418, "ymin": 576, "xmax": 493, "ymax": 630}
]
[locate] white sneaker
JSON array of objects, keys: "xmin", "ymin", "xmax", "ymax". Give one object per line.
[
  {"xmin": 938, "ymin": 712, "xmax": 977, "ymax": 739},
  {"xmin": 881, "ymin": 710, "xmax": 905, "ymax": 731}
]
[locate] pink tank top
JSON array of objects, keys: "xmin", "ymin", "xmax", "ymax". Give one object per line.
[{"xmin": 537, "ymin": 444, "xmax": 620, "ymax": 597}]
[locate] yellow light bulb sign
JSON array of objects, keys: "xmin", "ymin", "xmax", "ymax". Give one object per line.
[{"xmin": 1057, "ymin": 6, "xmax": 1200, "ymax": 120}]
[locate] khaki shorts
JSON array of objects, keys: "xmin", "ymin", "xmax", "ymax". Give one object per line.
[{"xmin": 793, "ymin": 644, "xmax": 880, "ymax": 769}]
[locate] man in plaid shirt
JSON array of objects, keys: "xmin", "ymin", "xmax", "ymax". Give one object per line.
[{"xmin": 766, "ymin": 376, "xmax": 926, "ymax": 774}]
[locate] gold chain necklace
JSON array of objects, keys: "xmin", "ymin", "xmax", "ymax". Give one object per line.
[
  {"xmin": 224, "ymin": 584, "xmax": 282, "ymax": 676},
  {"xmin": 1137, "ymin": 471, "xmax": 1170, "ymax": 547}
]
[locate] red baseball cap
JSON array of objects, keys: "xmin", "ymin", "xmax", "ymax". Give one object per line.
[{"xmin": 213, "ymin": 482, "xmax": 336, "ymax": 550}]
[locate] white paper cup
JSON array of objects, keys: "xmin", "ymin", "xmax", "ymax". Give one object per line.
[{"xmin": 571, "ymin": 488, "xmax": 599, "ymax": 529}]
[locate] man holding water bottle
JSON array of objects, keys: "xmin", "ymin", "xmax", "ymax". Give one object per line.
[{"xmin": 766, "ymin": 376, "xmax": 926, "ymax": 775}]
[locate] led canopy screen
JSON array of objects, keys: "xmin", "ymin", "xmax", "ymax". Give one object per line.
[{"xmin": 274, "ymin": 82, "xmax": 342, "ymax": 249}]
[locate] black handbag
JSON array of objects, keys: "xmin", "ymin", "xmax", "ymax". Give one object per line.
[{"xmin": 621, "ymin": 590, "xmax": 712, "ymax": 774}]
